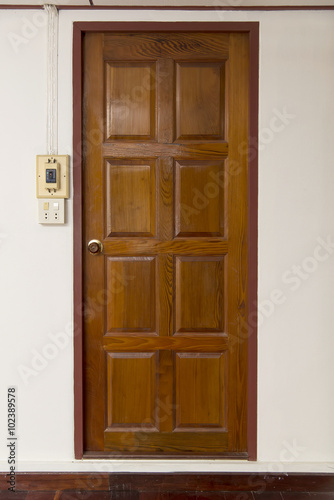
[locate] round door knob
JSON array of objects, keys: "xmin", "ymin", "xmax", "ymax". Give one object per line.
[{"xmin": 88, "ymin": 239, "xmax": 103, "ymax": 255}]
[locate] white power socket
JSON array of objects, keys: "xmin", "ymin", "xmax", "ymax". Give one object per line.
[{"xmin": 38, "ymin": 199, "xmax": 65, "ymax": 224}]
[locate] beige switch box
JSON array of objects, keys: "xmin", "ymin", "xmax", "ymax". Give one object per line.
[{"xmin": 36, "ymin": 155, "xmax": 69, "ymax": 198}]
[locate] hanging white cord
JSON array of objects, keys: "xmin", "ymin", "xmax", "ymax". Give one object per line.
[{"xmin": 44, "ymin": 5, "xmax": 58, "ymax": 156}]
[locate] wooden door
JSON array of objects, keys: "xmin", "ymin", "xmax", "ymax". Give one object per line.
[{"xmin": 83, "ymin": 31, "xmax": 249, "ymax": 457}]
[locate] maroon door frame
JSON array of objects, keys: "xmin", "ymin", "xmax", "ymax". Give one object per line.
[{"xmin": 73, "ymin": 21, "xmax": 259, "ymax": 461}]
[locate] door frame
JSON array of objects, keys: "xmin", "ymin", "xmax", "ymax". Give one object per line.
[{"xmin": 73, "ymin": 21, "xmax": 259, "ymax": 461}]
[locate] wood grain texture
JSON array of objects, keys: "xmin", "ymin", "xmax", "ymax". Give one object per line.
[
  {"xmin": 105, "ymin": 256, "xmax": 157, "ymax": 333},
  {"xmin": 105, "ymin": 159, "xmax": 156, "ymax": 237},
  {"xmin": 108, "ymin": 473, "xmax": 334, "ymax": 493},
  {"xmin": 103, "ymin": 142, "xmax": 228, "ymax": 158},
  {"xmin": 226, "ymin": 33, "xmax": 249, "ymax": 452},
  {"xmin": 158, "ymin": 157, "xmax": 174, "ymax": 241},
  {"xmin": 175, "ymin": 352, "xmax": 225, "ymax": 429},
  {"xmin": 107, "ymin": 352, "xmax": 158, "ymax": 429},
  {"xmin": 175, "ymin": 160, "xmax": 225, "ymax": 237},
  {"xmin": 157, "ymin": 349, "xmax": 174, "ymax": 432},
  {"xmin": 174, "ymin": 256, "xmax": 225, "ymax": 334},
  {"xmin": 157, "ymin": 58, "xmax": 175, "ymax": 144},
  {"xmin": 25, "ymin": 493, "xmax": 59, "ymax": 500},
  {"xmin": 158, "ymin": 253, "xmax": 173, "ymax": 337},
  {"xmin": 102, "ymin": 337, "xmax": 229, "ymax": 352},
  {"xmin": 105, "ymin": 62, "xmax": 156, "ymax": 141},
  {"xmin": 102, "ymin": 239, "xmax": 228, "ymax": 256},
  {"xmin": 59, "ymin": 493, "xmax": 113, "ymax": 500},
  {"xmin": 0, "ymin": 473, "xmax": 110, "ymax": 491},
  {"xmin": 1, "ymin": 473, "xmax": 333, "ymax": 494},
  {"xmin": 176, "ymin": 62, "xmax": 225, "ymax": 140},
  {"xmin": 83, "ymin": 32, "xmax": 105, "ymax": 451},
  {"xmin": 247, "ymin": 22, "xmax": 259, "ymax": 461},
  {"xmin": 104, "ymin": 431, "xmax": 229, "ymax": 455},
  {"xmin": 103, "ymin": 32, "xmax": 229, "ymax": 61},
  {"xmin": 73, "ymin": 21, "xmax": 84, "ymax": 460},
  {"xmin": 83, "ymin": 31, "xmax": 249, "ymax": 456},
  {"xmin": 224, "ymin": 494, "xmax": 254, "ymax": 500}
]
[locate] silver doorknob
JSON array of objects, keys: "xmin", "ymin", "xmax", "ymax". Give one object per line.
[{"xmin": 88, "ymin": 239, "xmax": 103, "ymax": 255}]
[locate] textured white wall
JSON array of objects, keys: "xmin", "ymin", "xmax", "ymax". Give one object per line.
[{"xmin": 0, "ymin": 8, "xmax": 334, "ymax": 471}]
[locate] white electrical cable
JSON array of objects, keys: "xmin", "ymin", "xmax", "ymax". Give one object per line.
[{"xmin": 44, "ymin": 4, "xmax": 58, "ymax": 156}]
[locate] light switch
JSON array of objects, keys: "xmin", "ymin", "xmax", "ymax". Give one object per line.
[
  {"xmin": 43, "ymin": 202, "xmax": 49, "ymax": 210},
  {"xmin": 53, "ymin": 202, "xmax": 59, "ymax": 210},
  {"xmin": 45, "ymin": 165, "xmax": 60, "ymax": 191}
]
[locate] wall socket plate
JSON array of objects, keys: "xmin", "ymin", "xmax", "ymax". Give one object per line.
[
  {"xmin": 38, "ymin": 198, "xmax": 65, "ymax": 224},
  {"xmin": 36, "ymin": 155, "xmax": 69, "ymax": 198}
]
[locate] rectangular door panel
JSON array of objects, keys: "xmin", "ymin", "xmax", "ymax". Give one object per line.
[
  {"xmin": 175, "ymin": 160, "xmax": 226, "ymax": 238},
  {"xmin": 105, "ymin": 62, "xmax": 156, "ymax": 141},
  {"xmin": 175, "ymin": 352, "xmax": 226, "ymax": 431},
  {"xmin": 174, "ymin": 256, "xmax": 226, "ymax": 335},
  {"xmin": 104, "ymin": 159, "xmax": 156, "ymax": 238},
  {"xmin": 175, "ymin": 62, "xmax": 225, "ymax": 141},
  {"xmin": 105, "ymin": 256, "xmax": 157, "ymax": 335},
  {"xmin": 107, "ymin": 352, "xmax": 158, "ymax": 430}
]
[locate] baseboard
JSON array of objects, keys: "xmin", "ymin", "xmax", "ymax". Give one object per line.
[{"xmin": 1, "ymin": 472, "xmax": 334, "ymax": 493}]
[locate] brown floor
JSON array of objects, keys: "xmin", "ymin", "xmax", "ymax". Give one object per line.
[{"xmin": 1, "ymin": 492, "xmax": 334, "ymax": 499}]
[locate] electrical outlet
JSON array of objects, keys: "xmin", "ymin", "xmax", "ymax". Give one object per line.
[{"xmin": 38, "ymin": 199, "xmax": 65, "ymax": 224}]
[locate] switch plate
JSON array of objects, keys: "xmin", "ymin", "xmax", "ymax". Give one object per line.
[
  {"xmin": 38, "ymin": 198, "xmax": 65, "ymax": 224},
  {"xmin": 36, "ymin": 155, "xmax": 69, "ymax": 198}
]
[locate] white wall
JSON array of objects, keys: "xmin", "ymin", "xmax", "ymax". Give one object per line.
[{"xmin": 1, "ymin": 8, "xmax": 334, "ymax": 472}]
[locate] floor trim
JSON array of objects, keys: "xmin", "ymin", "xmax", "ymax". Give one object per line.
[{"xmin": 1, "ymin": 473, "xmax": 334, "ymax": 492}]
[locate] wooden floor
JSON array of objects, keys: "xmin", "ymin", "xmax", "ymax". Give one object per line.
[
  {"xmin": 1, "ymin": 473, "xmax": 334, "ymax": 499},
  {"xmin": 1, "ymin": 492, "xmax": 334, "ymax": 499}
]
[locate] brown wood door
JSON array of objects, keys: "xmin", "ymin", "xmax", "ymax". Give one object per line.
[{"xmin": 83, "ymin": 31, "xmax": 249, "ymax": 457}]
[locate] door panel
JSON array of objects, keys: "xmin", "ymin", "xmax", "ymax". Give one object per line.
[
  {"xmin": 176, "ymin": 62, "xmax": 225, "ymax": 140},
  {"xmin": 174, "ymin": 256, "xmax": 225, "ymax": 334},
  {"xmin": 174, "ymin": 160, "xmax": 225, "ymax": 237},
  {"xmin": 105, "ymin": 62, "xmax": 156, "ymax": 140},
  {"xmin": 175, "ymin": 352, "xmax": 226, "ymax": 430},
  {"xmin": 105, "ymin": 257, "xmax": 157, "ymax": 334},
  {"xmin": 105, "ymin": 159, "xmax": 156, "ymax": 237},
  {"xmin": 107, "ymin": 352, "xmax": 158, "ymax": 429},
  {"xmin": 83, "ymin": 31, "xmax": 249, "ymax": 456}
]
